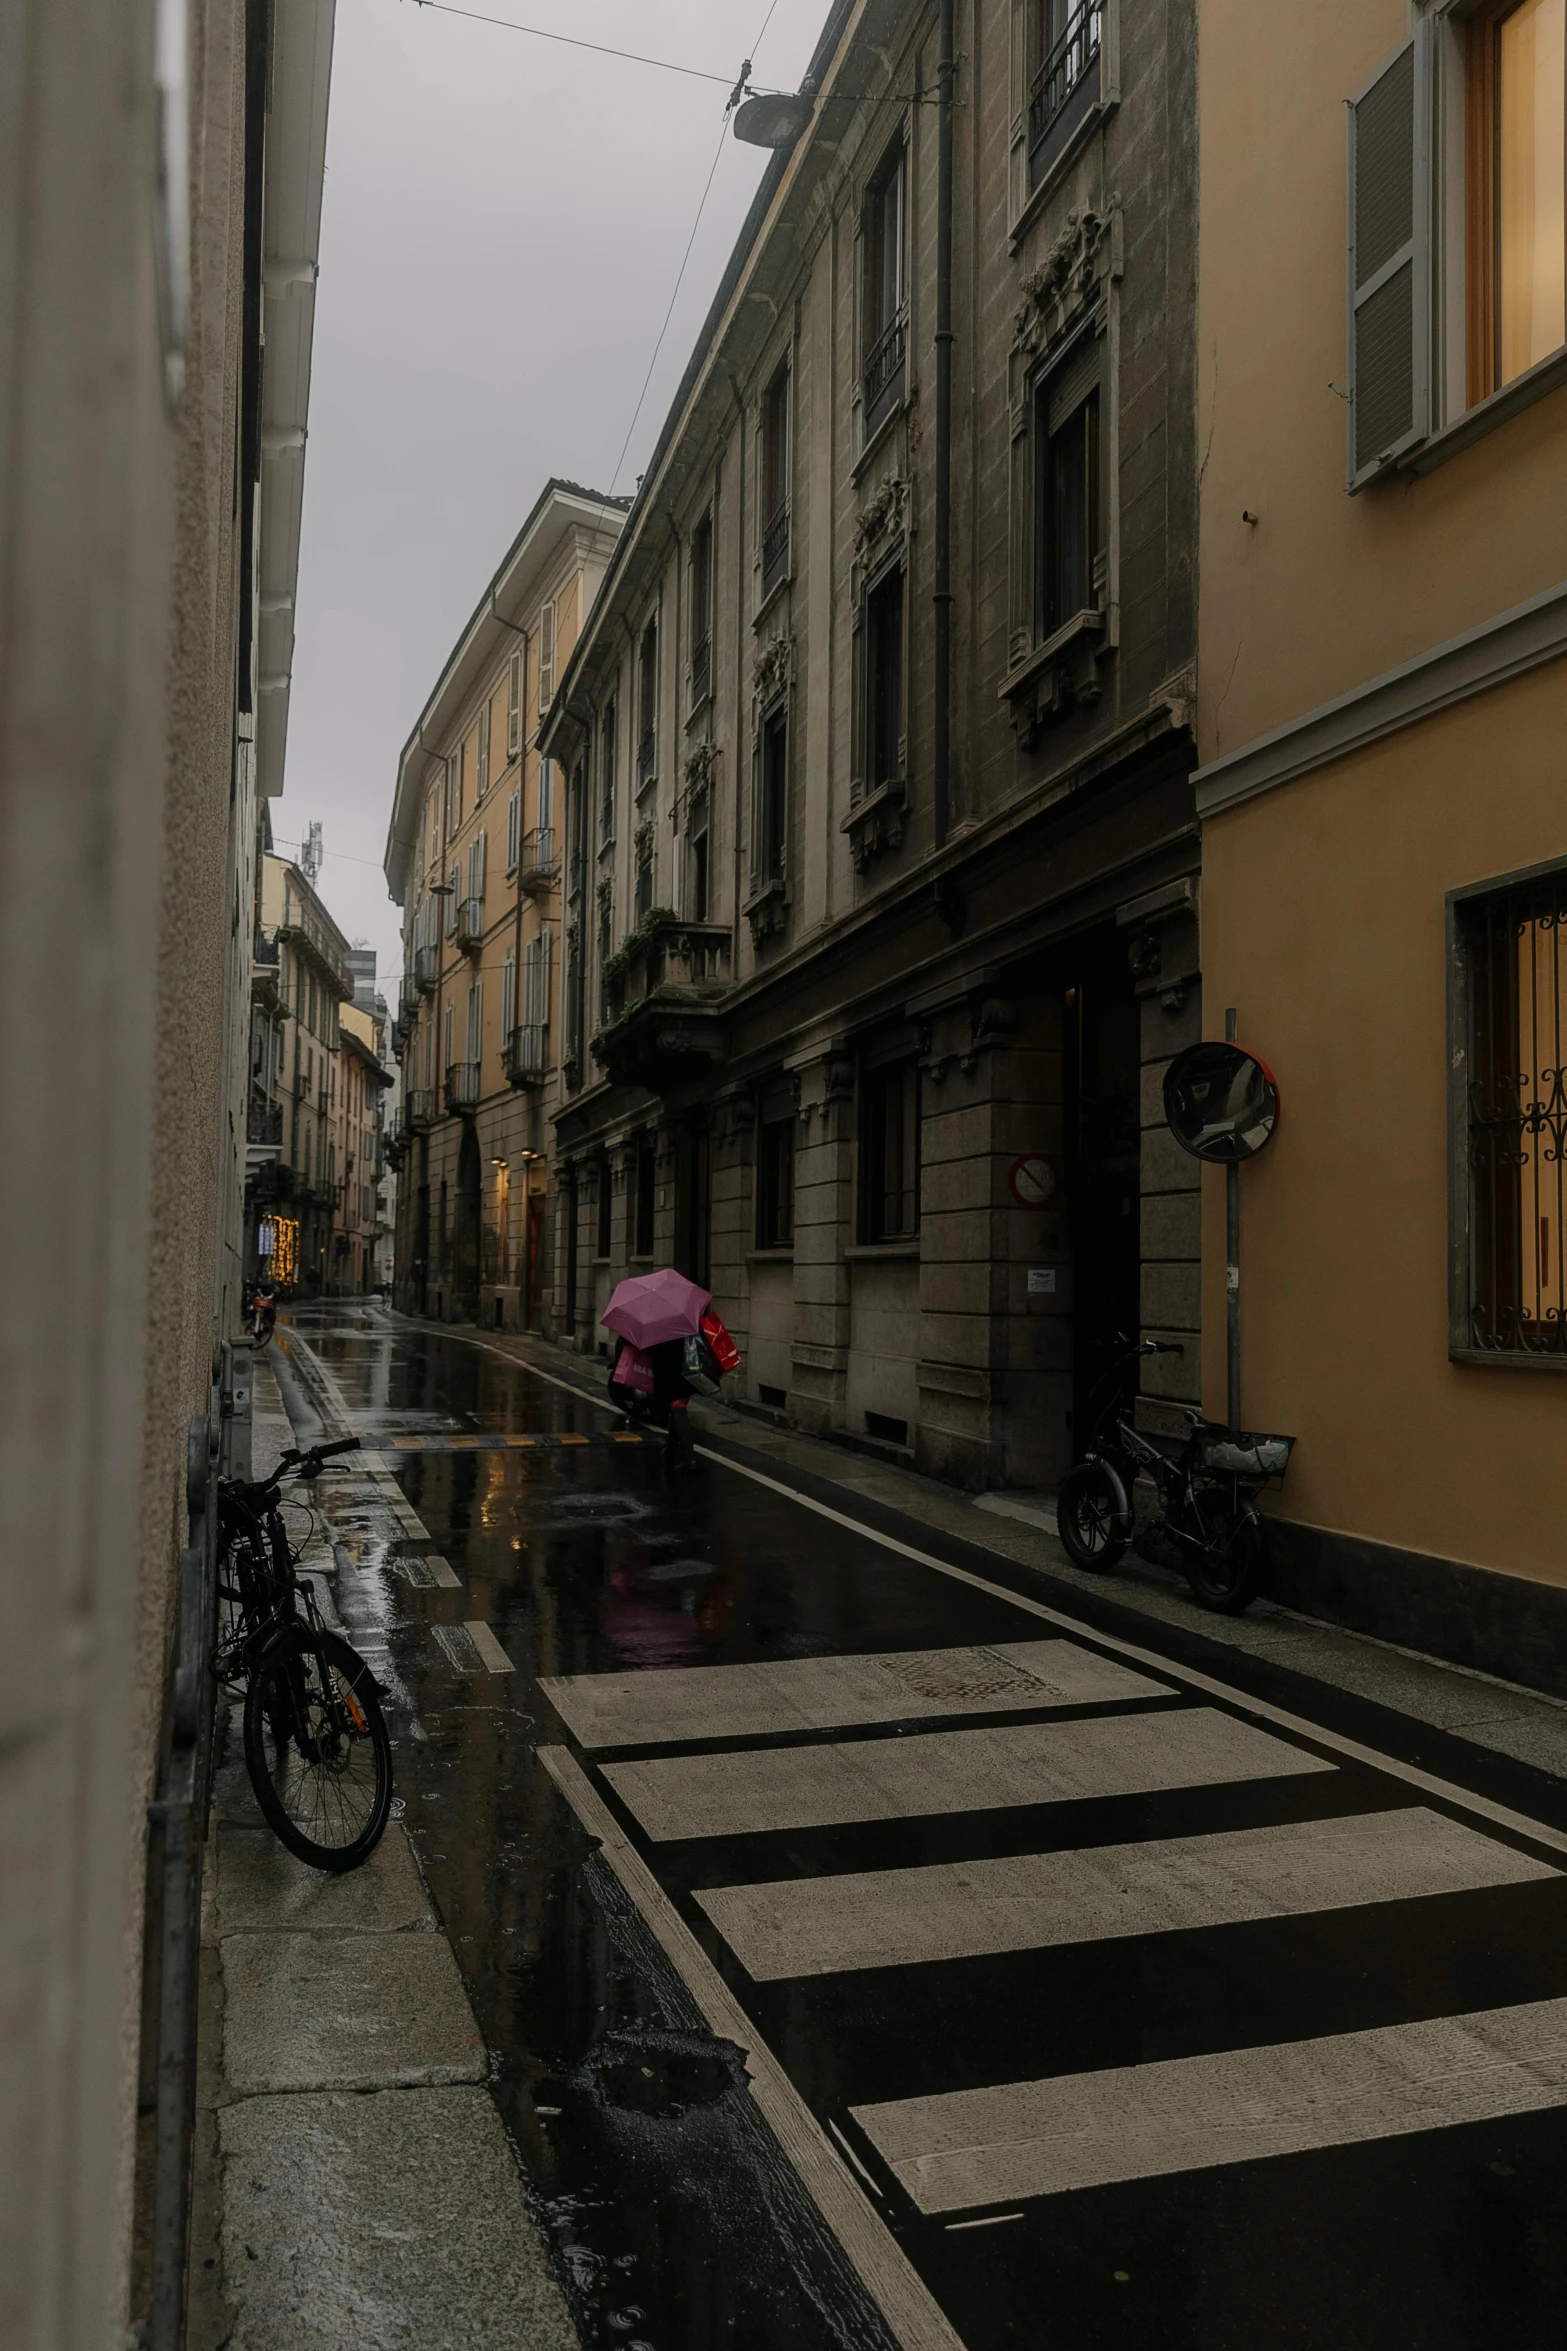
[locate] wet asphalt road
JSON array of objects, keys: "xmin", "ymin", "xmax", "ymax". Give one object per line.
[{"xmin": 276, "ymin": 1304, "xmax": 1567, "ymax": 2351}]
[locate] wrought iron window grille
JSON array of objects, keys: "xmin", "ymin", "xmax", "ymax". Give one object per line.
[
  {"xmin": 1027, "ymin": 0, "xmax": 1102, "ymax": 171},
  {"xmin": 761, "ymin": 502, "xmax": 790, "ymax": 594},
  {"xmin": 862, "ymin": 312, "xmax": 908, "ymax": 438},
  {"xmin": 1456, "ymin": 864, "xmax": 1567, "ymax": 1359}
]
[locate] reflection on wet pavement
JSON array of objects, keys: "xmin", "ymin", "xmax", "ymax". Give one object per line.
[{"xmin": 275, "ymin": 1305, "xmax": 1567, "ymax": 2351}]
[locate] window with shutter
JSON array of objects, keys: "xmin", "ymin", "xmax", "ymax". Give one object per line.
[
  {"xmin": 445, "ymin": 865, "xmax": 460, "ymax": 933},
  {"xmin": 506, "ymin": 790, "xmax": 520, "ymax": 873},
  {"xmin": 538, "ymin": 757, "xmax": 554, "ymax": 837},
  {"xmin": 539, "ymin": 922, "xmax": 552, "ymax": 1025},
  {"xmin": 476, "ymin": 706, "xmax": 490, "ymax": 798},
  {"xmin": 507, "ymin": 650, "xmax": 522, "ymax": 758},
  {"xmin": 1348, "ymin": 37, "xmax": 1429, "ymax": 487},
  {"xmin": 502, "ymin": 950, "xmax": 517, "ymax": 1041},
  {"xmin": 539, "ymin": 602, "xmax": 556, "ymax": 712},
  {"xmin": 466, "ymin": 981, "xmax": 482, "ymax": 1064}
]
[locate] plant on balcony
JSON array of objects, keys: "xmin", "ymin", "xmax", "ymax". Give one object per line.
[{"xmin": 598, "ymin": 904, "xmax": 679, "ymax": 991}]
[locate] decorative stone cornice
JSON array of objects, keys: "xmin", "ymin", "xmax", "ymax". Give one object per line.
[
  {"xmin": 852, "ymin": 474, "xmax": 909, "ymax": 567},
  {"xmin": 753, "ymin": 632, "xmax": 794, "ymax": 707}
]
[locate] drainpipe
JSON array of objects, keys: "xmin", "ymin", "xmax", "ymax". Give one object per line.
[{"xmin": 932, "ymin": 0, "xmax": 955, "ymax": 847}]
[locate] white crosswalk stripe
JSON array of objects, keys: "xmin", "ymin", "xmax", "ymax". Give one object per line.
[
  {"xmin": 604, "ymin": 1705, "xmax": 1332, "ymax": 1841},
  {"xmin": 697, "ymin": 1805, "xmax": 1556, "ymax": 1980}
]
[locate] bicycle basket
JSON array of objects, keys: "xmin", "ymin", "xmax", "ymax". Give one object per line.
[{"xmin": 1193, "ymin": 1426, "xmax": 1295, "ymax": 1480}]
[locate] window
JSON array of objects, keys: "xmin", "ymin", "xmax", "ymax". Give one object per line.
[
  {"xmin": 599, "ymin": 700, "xmax": 617, "ymax": 846},
  {"xmin": 756, "ymin": 1113, "xmax": 795, "ymax": 1249},
  {"xmin": 862, "ymin": 144, "xmax": 908, "ymax": 436},
  {"xmin": 597, "ymin": 887, "xmax": 614, "ymax": 1021},
  {"xmin": 427, "ymin": 790, "xmax": 441, "ymax": 873},
  {"xmin": 501, "ymin": 948, "xmax": 517, "ymax": 1042},
  {"xmin": 637, "ymin": 617, "xmax": 658, "ymax": 787},
  {"xmin": 465, "ymin": 979, "xmax": 483, "ymax": 1064},
  {"xmin": 506, "ymin": 788, "xmax": 521, "ymax": 873},
  {"xmin": 761, "ymin": 363, "xmax": 791, "ymax": 592},
  {"xmin": 1468, "ymin": 0, "xmax": 1567, "ymax": 399},
  {"xmin": 523, "ymin": 923, "xmax": 552, "ymax": 1030},
  {"xmin": 476, "ymin": 704, "xmax": 490, "ymax": 799},
  {"xmin": 861, "ymin": 563, "xmax": 905, "ymax": 792},
  {"xmin": 635, "ymin": 826, "xmax": 655, "ymax": 921},
  {"xmin": 539, "ymin": 600, "xmax": 556, "ymax": 713},
  {"xmin": 860, "ymin": 1058, "xmax": 920, "ymax": 1241},
  {"xmin": 1453, "ymin": 861, "xmax": 1567, "ymax": 1358},
  {"xmin": 689, "ymin": 514, "xmax": 713, "ymax": 709},
  {"xmin": 538, "ymin": 756, "xmax": 554, "ymax": 845},
  {"xmin": 444, "ymin": 864, "xmax": 460, "ymax": 933},
  {"xmin": 446, "ymin": 754, "xmax": 461, "ymax": 833},
  {"xmin": 688, "ymin": 793, "xmax": 711, "ymax": 920},
  {"xmin": 467, "ymin": 829, "xmax": 486, "ymax": 909},
  {"xmin": 1350, "ymin": 10, "xmax": 1567, "ymax": 485},
  {"xmin": 507, "ymin": 649, "xmax": 522, "ymax": 758},
  {"xmin": 596, "ymin": 1152, "xmax": 613, "ymax": 1257},
  {"xmin": 1028, "ymin": 1, "xmax": 1103, "ymax": 189},
  {"xmin": 443, "ymin": 1000, "xmax": 455, "ymax": 1073},
  {"xmin": 634, "ymin": 1137, "xmax": 657, "ymax": 1257},
  {"xmin": 1035, "ymin": 347, "xmax": 1102, "ymax": 638},
  {"xmin": 756, "ymin": 703, "xmax": 788, "ymax": 880}
]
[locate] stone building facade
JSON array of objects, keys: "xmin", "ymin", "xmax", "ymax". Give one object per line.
[
  {"xmin": 384, "ymin": 481, "xmax": 628, "ymax": 1328},
  {"xmin": 541, "ymin": 0, "xmax": 1202, "ymax": 1491}
]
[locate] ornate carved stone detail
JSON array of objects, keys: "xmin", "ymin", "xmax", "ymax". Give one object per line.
[
  {"xmin": 1012, "ymin": 206, "xmax": 1113, "ymax": 364},
  {"xmin": 753, "ymin": 632, "xmax": 793, "ymax": 707},
  {"xmin": 841, "ymin": 781, "xmax": 907, "ymax": 874},
  {"xmin": 961, "ymin": 995, "xmax": 1016, "ymax": 1077},
  {"xmin": 742, "ymin": 875, "xmax": 789, "ymax": 947},
  {"xmin": 852, "ymin": 473, "xmax": 909, "ymax": 567}
]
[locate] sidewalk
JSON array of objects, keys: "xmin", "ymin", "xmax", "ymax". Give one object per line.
[
  {"xmin": 402, "ymin": 1312, "xmax": 1567, "ymax": 1791},
  {"xmin": 187, "ymin": 1352, "xmax": 578, "ymax": 2351}
]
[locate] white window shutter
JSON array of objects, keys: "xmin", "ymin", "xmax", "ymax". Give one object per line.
[
  {"xmin": 1347, "ymin": 33, "xmax": 1429, "ymax": 490},
  {"xmin": 477, "ymin": 708, "xmax": 489, "ymax": 798},
  {"xmin": 477, "ymin": 828, "xmax": 486, "ymax": 898},
  {"xmin": 538, "ymin": 757, "xmax": 553, "ymax": 835},
  {"xmin": 502, "ymin": 950, "xmax": 516, "ymax": 1038},
  {"xmin": 540, "ymin": 602, "xmax": 556, "ymax": 710},
  {"xmin": 539, "ymin": 922, "xmax": 552, "ymax": 1025},
  {"xmin": 507, "ymin": 789, "xmax": 520, "ymax": 871},
  {"xmin": 507, "ymin": 651, "xmax": 522, "ymax": 756}
]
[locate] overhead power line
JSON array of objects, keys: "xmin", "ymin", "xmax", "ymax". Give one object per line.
[{"xmin": 405, "ymin": 0, "xmax": 764, "ymax": 89}]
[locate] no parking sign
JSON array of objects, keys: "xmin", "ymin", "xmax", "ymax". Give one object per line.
[{"xmin": 1007, "ymin": 1153, "xmax": 1059, "ymax": 1209}]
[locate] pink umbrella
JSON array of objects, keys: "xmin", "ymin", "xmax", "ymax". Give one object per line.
[{"xmin": 601, "ymin": 1267, "xmax": 712, "ymax": 1350}]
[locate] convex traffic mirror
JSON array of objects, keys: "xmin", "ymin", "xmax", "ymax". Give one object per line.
[{"xmin": 1163, "ymin": 1040, "xmax": 1278, "ymax": 1164}]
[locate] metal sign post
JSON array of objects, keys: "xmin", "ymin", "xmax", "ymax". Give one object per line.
[{"xmin": 1162, "ymin": 1022, "xmax": 1280, "ymax": 1442}]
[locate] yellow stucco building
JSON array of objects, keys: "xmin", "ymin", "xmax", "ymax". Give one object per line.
[{"xmin": 1194, "ymin": 0, "xmax": 1567, "ymax": 1680}]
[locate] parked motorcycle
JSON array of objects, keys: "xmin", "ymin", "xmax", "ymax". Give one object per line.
[{"xmin": 1055, "ymin": 1335, "xmax": 1293, "ymax": 1614}]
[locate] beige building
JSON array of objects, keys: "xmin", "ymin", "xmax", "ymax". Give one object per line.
[
  {"xmin": 1193, "ymin": 0, "xmax": 1567, "ymax": 1679},
  {"xmin": 248, "ymin": 849, "xmax": 356, "ymax": 1293},
  {"xmin": 541, "ymin": 0, "xmax": 1201, "ymax": 1493},
  {"xmin": 385, "ymin": 480, "xmax": 628, "ymax": 1328},
  {"xmin": 0, "ymin": 0, "xmax": 334, "ymax": 2339},
  {"xmin": 337, "ymin": 1000, "xmax": 392, "ymax": 1293}
]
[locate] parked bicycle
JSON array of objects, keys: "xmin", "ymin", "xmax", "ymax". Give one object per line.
[
  {"xmin": 246, "ymin": 1281, "xmax": 277, "ymax": 1348},
  {"xmin": 1055, "ymin": 1336, "xmax": 1293, "ymax": 1614},
  {"xmin": 214, "ymin": 1434, "xmax": 392, "ymax": 1870}
]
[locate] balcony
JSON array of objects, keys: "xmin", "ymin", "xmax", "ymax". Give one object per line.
[
  {"xmin": 407, "ymin": 1087, "xmax": 436, "ymax": 1131},
  {"xmin": 414, "ymin": 943, "xmax": 439, "ymax": 993},
  {"xmin": 591, "ymin": 911, "xmax": 732, "ymax": 1093},
  {"xmin": 246, "ymin": 1100, "xmax": 284, "ymax": 1149},
  {"xmin": 456, "ymin": 896, "xmax": 484, "ymax": 953},
  {"xmin": 517, "ymin": 828, "xmax": 557, "ymax": 895},
  {"xmin": 862, "ymin": 311, "xmax": 907, "ymax": 439},
  {"xmin": 445, "ymin": 1060, "xmax": 480, "ymax": 1114},
  {"xmin": 504, "ymin": 1023, "xmax": 549, "ymax": 1086},
  {"xmin": 1027, "ymin": 0, "xmax": 1101, "ymax": 187},
  {"xmin": 760, "ymin": 503, "xmax": 790, "ymax": 597}
]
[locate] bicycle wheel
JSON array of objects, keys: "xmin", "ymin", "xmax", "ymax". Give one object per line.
[
  {"xmin": 244, "ymin": 1625, "xmax": 392, "ymax": 1870},
  {"xmin": 1056, "ymin": 1462, "xmax": 1128, "ymax": 1572},
  {"xmin": 1181, "ymin": 1486, "xmax": 1266, "ymax": 1614}
]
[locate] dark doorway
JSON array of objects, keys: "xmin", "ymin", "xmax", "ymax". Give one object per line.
[
  {"xmin": 453, "ymin": 1121, "xmax": 482, "ymax": 1321},
  {"xmin": 1065, "ymin": 966, "xmax": 1141, "ymax": 1447},
  {"xmin": 526, "ymin": 1191, "xmax": 546, "ymax": 1329}
]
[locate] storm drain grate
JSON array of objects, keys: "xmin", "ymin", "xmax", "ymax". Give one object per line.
[
  {"xmin": 870, "ymin": 1647, "xmax": 1050, "ymax": 1705},
  {"xmin": 432, "ymin": 1623, "xmax": 484, "ymax": 1671},
  {"xmin": 397, "ymin": 1557, "xmax": 435, "ymax": 1590}
]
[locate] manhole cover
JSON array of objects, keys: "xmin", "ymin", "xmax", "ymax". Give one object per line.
[{"xmin": 871, "ymin": 1647, "xmax": 1046, "ymax": 1705}]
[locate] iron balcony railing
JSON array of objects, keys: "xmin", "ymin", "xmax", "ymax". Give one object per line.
[
  {"xmin": 456, "ymin": 896, "xmax": 484, "ymax": 952},
  {"xmin": 407, "ymin": 1086, "xmax": 436, "ymax": 1130},
  {"xmin": 862, "ymin": 310, "xmax": 907, "ymax": 435},
  {"xmin": 689, "ymin": 634, "xmax": 712, "ymax": 711},
  {"xmin": 445, "ymin": 1060, "xmax": 480, "ymax": 1114},
  {"xmin": 504, "ymin": 1022, "xmax": 549, "ymax": 1085},
  {"xmin": 517, "ymin": 827, "xmax": 557, "ymax": 893},
  {"xmin": 414, "ymin": 942, "xmax": 439, "ymax": 993},
  {"xmin": 637, "ymin": 726, "xmax": 656, "ymax": 790},
  {"xmin": 761, "ymin": 502, "xmax": 790, "ymax": 594},
  {"xmin": 246, "ymin": 1100, "xmax": 283, "ymax": 1147},
  {"xmin": 1027, "ymin": 0, "xmax": 1102, "ymax": 171}
]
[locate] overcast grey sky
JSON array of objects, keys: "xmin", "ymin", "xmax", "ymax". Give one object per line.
[{"xmin": 277, "ymin": 0, "xmax": 827, "ymax": 985}]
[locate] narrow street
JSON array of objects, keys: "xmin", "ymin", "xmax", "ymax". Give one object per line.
[{"xmin": 273, "ymin": 1303, "xmax": 1567, "ymax": 2351}]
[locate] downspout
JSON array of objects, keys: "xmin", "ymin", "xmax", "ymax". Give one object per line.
[{"xmin": 932, "ymin": 0, "xmax": 955, "ymax": 846}]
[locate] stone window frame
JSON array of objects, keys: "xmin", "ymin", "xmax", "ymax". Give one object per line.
[
  {"xmin": 851, "ymin": 116, "xmax": 915, "ymax": 467},
  {"xmin": 1007, "ymin": 0, "xmax": 1121, "ymax": 249}
]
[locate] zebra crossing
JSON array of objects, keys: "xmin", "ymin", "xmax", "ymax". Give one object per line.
[{"xmin": 541, "ymin": 1630, "xmax": 1567, "ymax": 2343}]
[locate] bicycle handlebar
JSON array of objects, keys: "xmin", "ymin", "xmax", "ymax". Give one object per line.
[{"xmin": 278, "ymin": 1435, "xmax": 361, "ymax": 1478}]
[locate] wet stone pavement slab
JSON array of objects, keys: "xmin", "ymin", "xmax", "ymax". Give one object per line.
[
  {"xmin": 264, "ymin": 1305, "xmax": 1567, "ymax": 2351},
  {"xmin": 222, "ymin": 1928, "xmax": 487, "ymax": 2095}
]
